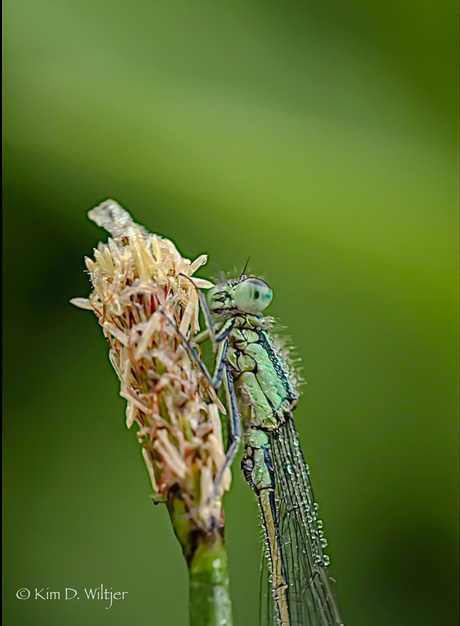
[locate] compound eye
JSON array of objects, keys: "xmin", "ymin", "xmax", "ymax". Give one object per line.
[{"xmin": 233, "ymin": 278, "xmax": 273, "ymax": 313}]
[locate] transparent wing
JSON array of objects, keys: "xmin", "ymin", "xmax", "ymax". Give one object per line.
[
  {"xmin": 259, "ymin": 544, "xmax": 276, "ymax": 626},
  {"xmin": 267, "ymin": 415, "xmax": 344, "ymax": 626}
]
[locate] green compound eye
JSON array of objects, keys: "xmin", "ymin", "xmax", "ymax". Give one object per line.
[{"xmin": 234, "ymin": 278, "xmax": 273, "ymax": 314}]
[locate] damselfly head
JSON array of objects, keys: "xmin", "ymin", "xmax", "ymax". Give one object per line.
[{"xmin": 208, "ymin": 276, "xmax": 273, "ymax": 316}]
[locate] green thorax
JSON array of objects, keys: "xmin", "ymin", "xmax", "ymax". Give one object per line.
[{"xmin": 222, "ymin": 314, "xmax": 299, "ymax": 429}]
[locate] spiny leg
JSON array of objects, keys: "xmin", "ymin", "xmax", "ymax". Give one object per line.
[
  {"xmin": 208, "ymin": 368, "xmax": 242, "ymax": 500},
  {"xmin": 198, "ymin": 290, "xmax": 218, "ymax": 344},
  {"xmin": 162, "ymin": 312, "xmax": 232, "ymax": 388},
  {"xmin": 162, "ymin": 312, "xmax": 241, "ymax": 497},
  {"xmin": 178, "ymin": 273, "xmax": 219, "ymax": 345},
  {"xmin": 193, "ymin": 301, "xmax": 233, "ymax": 347}
]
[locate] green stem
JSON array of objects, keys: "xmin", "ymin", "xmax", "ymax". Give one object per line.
[
  {"xmin": 167, "ymin": 492, "xmax": 233, "ymax": 626},
  {"xmin": 188, "ymin": 533, "xmax": 232, "ymax": 626}
]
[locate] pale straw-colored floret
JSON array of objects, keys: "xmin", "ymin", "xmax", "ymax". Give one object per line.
[{"xmin": 71, "ymin": 200, "xmax": 231, "ymax": 528}]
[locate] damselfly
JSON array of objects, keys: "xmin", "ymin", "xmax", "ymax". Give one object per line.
[{"xmin": 181, "ymin": 273, "xmax": 344, "ymax": 626}]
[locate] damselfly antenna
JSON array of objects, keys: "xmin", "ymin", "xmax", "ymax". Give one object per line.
[{"xmin": 240, "ymin": 257, "xmax": 251, "ymax": 280}]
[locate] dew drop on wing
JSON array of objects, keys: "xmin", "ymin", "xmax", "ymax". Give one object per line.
[{"xmin": 264, "ymin": 416, "xmax": 344, "ymax": 625}]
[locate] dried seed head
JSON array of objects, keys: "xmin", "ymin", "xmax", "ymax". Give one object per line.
[{"xmin": 71, "ymin": 199, "xmax": 231, "ymax": 529}]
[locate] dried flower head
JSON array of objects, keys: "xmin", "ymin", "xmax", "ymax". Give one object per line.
[{"xmin": 71, "ymin": 199, "xmax": 231, "ymax": 529}]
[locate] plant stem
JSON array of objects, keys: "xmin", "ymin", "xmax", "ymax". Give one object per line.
[
  {"xmin": 167, "ymin": 492, "xmax": 233, "ymax": 626},
  {"xmin": 188, "ymin": 533, "xmax": 232, "ymax": 626}
]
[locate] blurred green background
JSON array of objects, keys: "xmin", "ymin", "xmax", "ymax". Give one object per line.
[{"xmin": 3, "ymin": 1, "xmax": 458, "ymax": 624}]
